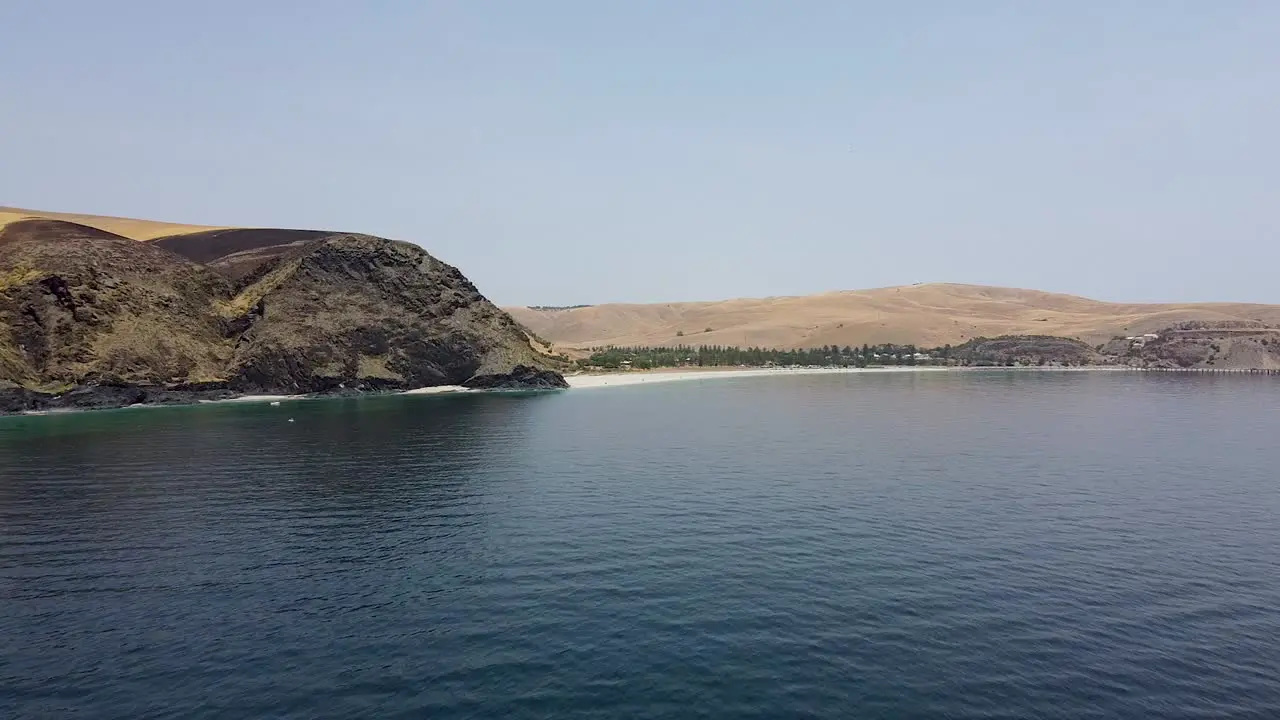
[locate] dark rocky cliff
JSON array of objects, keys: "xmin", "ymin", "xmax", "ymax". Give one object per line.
[
  {"xmin": 0, "ymin": 219, "xmax": 565, "ymax": 413},
  {"xmin": 220, "ymin": 233, "xmax": 560, "ymax": 393}
]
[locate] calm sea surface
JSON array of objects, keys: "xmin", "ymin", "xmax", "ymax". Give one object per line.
[{"xmin": 2, "ymin": 371, "xmax": 1279, "ymax": 719}]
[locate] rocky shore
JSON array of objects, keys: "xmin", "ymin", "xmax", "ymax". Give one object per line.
[
  {"xmin": 0, "ymin": 383, "xmax": 237, "ymax": 415},
  {"xmin": 1, "ymin": 217, "xmax": 568, "ymax": 410},
  {"xmin": 0, "ymin": 365, "xmax": 570, "ymax": 416}
]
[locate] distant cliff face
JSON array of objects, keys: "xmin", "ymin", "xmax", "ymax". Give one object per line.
[
  {"xmin": 0, "ymin": 218, "xmax": 564, "ymax": 411},
  {"xmin": 1103, "ymin": 322, "xmax": 1280, "ymax": 370}
]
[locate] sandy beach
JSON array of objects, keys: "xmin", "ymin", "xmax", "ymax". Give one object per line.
[
  {"xmin": 563, "ymin": 365, "xmax": 1136, "ymax": 390},
  {"xmin": 205, "ymin": 394, "xmax": 308, "ymax": 404},
  {"xmin": 199, "ymin": 371, "xmax": 916, "ymax": 403},
  {"xmin": 564, "ymin": 366, "xmax": 950, "ymax": 389},
  {"xmin": 401, "ymin": 385, "xmax": 471, "ymax": 395},
  {"xmin": 132, "ymin": 366, "xmax": 1125, "ymax": 415}
]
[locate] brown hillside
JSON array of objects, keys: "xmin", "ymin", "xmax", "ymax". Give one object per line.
[
  {"xmin": 0, "ymin": 206, "xmax": 225, "ymax": 240},
  {"xmin": 506, "ymin": 284, "xmax": 1280, "ymax": 350}
]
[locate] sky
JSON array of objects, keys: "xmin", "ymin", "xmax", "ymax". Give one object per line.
[{"xmin": 2, "ymin": 1, "xmax": 1278, "ymax": 306}]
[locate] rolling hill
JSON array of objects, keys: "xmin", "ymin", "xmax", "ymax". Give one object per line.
[
  {"xmin": 10, "ymin": 206, "xmax": 1278, "ymax": 364},
  {"xmin": 506, "ymin": 284, "xmax": 1280, "ymax": 351},
  {"xmin": 0, "ymin": 205, "xmax": 225, "ymax": 240}
]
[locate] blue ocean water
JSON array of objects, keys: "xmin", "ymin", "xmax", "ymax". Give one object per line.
[{"xmin": 2, "ymin": 371, "xmax": 1279, "ymax": 719}]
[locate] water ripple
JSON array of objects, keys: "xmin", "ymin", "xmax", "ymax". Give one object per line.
[{"xmin": 3, "ymin": 374, "xmax": 1280, "ymax": 718}]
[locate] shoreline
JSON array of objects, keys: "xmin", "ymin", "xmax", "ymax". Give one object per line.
[
  {"xmin": 565, "ymin": 366, "xmax": 945, "ymax": 389},
  {"xmin": 563, "ymin": 365, "xmax": 1144, "ymax": 389},
  {"xmin": 0, "ymin": 365, "xmax": 1255, "ymax": 418},
  {"xmin": 2, "ymin": 383, "xmax": 487, "ymax": 417}
]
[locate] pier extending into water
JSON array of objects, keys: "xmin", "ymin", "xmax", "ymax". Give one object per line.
[{"xmin": 1145, "ymin": 367, "xmax": 1280, "ymax": 375}]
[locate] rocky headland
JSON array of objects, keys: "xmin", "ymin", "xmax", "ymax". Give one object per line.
[{"xmin": 0, "ymin": 215, "xmax": 566, "ymax": 414}]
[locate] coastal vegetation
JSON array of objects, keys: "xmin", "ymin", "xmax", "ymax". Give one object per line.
[{"xmin": 578, "ymin": 328, "xmax": 1280, "ymax": 373}]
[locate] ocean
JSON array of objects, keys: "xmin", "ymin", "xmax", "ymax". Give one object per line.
[{"xmin": 3, "ymin": 370, "xmax": 1278, "ymax": 718}]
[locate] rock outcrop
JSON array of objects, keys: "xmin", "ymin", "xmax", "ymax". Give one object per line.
[
  {"xmin": 949, "ymin": 335, "xmax": 1104, "ymax": 366},
  {"xmin": 0, "ymin": 219, "xmax": 235, "ymax": 390},
  {"xmin": 462, "ymin": 364, "xmax": 570, "ymax": 390},
  {"xmin": 1104, "ymin": 322, "xmax": 1280, "ymax": 370},
  {"xmin": 0, "ymin": 218, "xmax": 564, "ymax": 412}
]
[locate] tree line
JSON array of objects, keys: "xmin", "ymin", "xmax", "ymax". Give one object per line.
[
  {"xmin": 574, "ymin": 334, "xmax": 1110, "ymax": 369},
  {"xmin": 580, "ymin": 343, "xmax": 959, "ymax": 370}
]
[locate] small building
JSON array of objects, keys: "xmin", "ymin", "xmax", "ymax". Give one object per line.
[{"xmin": 1124, "ymin": 333, "xmax": 1160, "ymax": 348}]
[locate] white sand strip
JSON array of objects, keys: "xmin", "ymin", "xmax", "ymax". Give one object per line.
[
  {"xmin": 565, "ymin": 366, "xmax": 949, "ymax": 389},
  {"xmin": 401, "ymin": 385, "xmax": 470, "ymax": 395},
  {"xmin": 201, "ymin": 394, "xmax": 307, "ymax": 404}
]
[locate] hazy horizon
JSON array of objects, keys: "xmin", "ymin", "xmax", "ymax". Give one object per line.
[{"xmin": 3, "ymin": 2, "xmax": 1278, "ymax": 306}]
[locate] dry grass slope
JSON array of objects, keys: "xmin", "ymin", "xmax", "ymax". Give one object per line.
[
  {"xmin": 506, "ymin": 284, "xmax": 1280, "ymax": 350},
  {"xmin": 0, "ymin": 206, "xmax": 225, "ymax": 241}
]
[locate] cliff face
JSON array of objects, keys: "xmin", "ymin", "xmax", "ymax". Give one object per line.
[
  {"xmin": 0, "ymin": 219, "xmax": 235, "ymax": 391},
  {"xmin": 0, "ymin": 219, "xmax": 564, "ymax": 412},
  {"xmin": 221, "ymin": 234, "xmax": 557, "ymax": 393},
  {"xmin": 1104, "ymin": 322, "xmax": 1280, "ymax": 370}
]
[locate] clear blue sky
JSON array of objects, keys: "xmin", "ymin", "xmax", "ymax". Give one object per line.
[{"xmin": 2, "ymin": 2, "xmax": 1277, "ymax": 306}]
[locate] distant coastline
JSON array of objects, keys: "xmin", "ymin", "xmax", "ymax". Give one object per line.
[
  {"xmin": 562, "ymin": 365, "xmax": 1144, "ymax": 389},
  {"xmin": 12, "ymin": 364, "xmax": 1280, "ymax": 418},
  {"xmin": 566, "ymin": 366, "xmax": 940, "ymax": 389}
]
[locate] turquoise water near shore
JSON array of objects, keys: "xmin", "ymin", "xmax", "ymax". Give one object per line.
[{"xmin": 3, "ymin": 371, "xmax": 1279, "ymax": 718}]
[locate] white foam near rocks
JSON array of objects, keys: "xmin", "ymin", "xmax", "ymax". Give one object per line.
[{"xmin": 203, "ymin": 394, "xmax": 306, "ymax": 404}]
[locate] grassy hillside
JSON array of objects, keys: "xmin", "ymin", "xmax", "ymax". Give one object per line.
[
  {"xmin": 507, "ymin": 284, "xmax": 1280, "ymax": 350},
  {"xmin": 0, "ymin": 206, "xmax": 225, "ymax": 241}
]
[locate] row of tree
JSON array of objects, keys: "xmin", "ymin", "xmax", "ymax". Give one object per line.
[{"xmin": 581, "ymin": 343, "xmax": 963, "ymax": 370}]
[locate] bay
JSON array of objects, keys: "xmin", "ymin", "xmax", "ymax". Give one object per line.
[{"xmin": 2, "ymin": 371, "xmax": 1279, "ymax": 718}]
